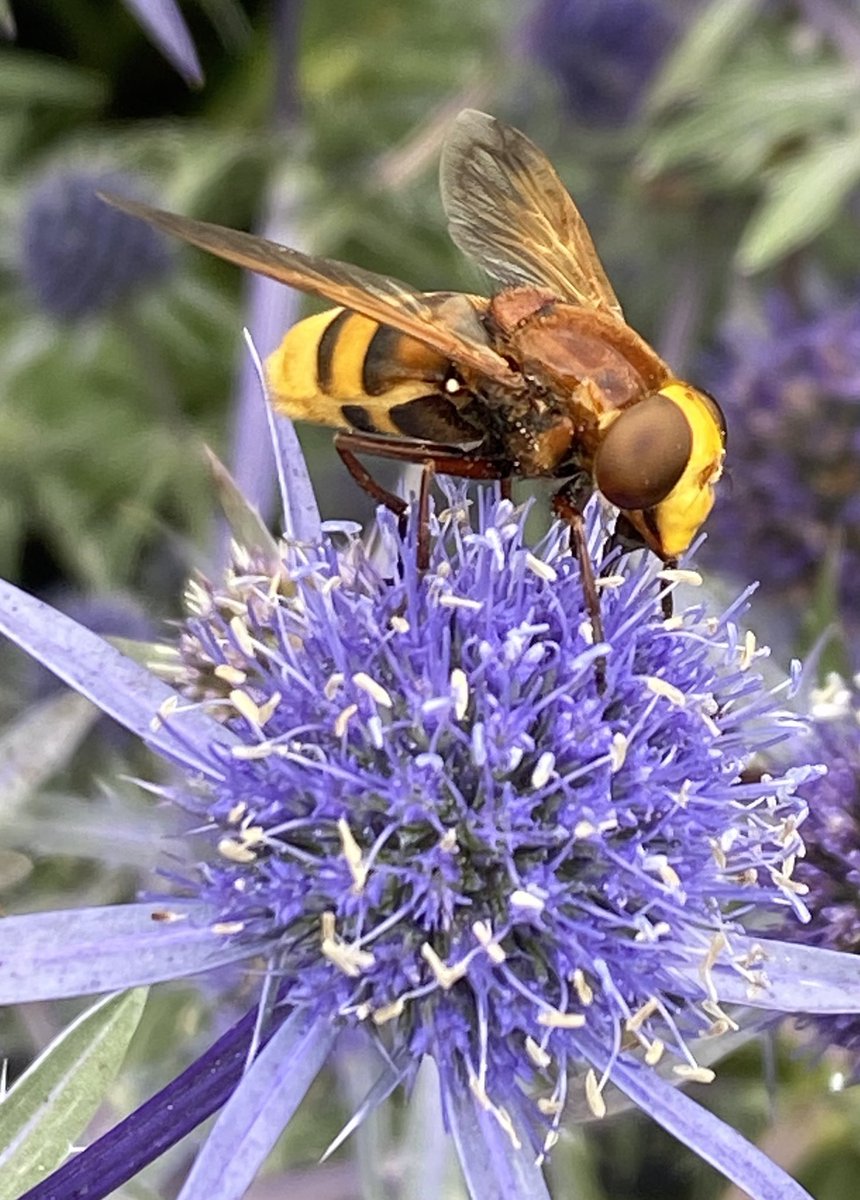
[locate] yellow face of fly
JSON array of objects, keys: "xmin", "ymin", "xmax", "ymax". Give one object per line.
[{"xmin": 625, "ymin": 382, "xmax": 726, "ymax": 559}]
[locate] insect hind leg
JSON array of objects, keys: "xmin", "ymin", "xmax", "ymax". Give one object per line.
[
  {"xmin": 334, "ymin": 430, "xmax": 508, "ymax": 567},
  {"xmin": 334, "ymin": 437, "xmax": 408, "ymax": 519}
]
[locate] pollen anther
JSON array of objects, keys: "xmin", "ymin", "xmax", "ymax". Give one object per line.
[{"xmin": 352, "ymin": 672, "xmax": 393, "ymax": 708}]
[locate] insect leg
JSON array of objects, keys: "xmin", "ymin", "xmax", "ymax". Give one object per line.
[
  {"xmin": 334, "ymin": 430, "xmax": 505, "ymax": 479},
  {"xmin": 660, "ymin": 555, "xmax": 678, "ymax": 620},
  {"xmin": 417, "ymin": 461, "xmax": 435, "ymax": 570},
  {"xmin": 552, "ymin": 486, "xmax": 606, "ymax": 679},
  {"xmin": 499, "ymin": 477, "xmax": 513, "ymax": 502},
  {"xmin": 334, "ymin": 437, "xmax": 408, "ymax": 519},
  {"xmin": 334, "ymin": 430, "xmax": 508, "ymax": 565}
]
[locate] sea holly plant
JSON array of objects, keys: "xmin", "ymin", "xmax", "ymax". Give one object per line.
[{"xmin": 5, "ymin": 401, "xmax": 860, "ymax": 1200}]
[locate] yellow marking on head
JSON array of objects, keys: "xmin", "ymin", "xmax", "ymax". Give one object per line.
[{"xmin": 647, "ymin": 381, "xmax": 725, "ymax": 557}]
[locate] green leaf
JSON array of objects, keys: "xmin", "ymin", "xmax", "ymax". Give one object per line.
[
  {"xmin": 737, "ymin": 130, "xmax": 860, "ymax": 271},
  {"xmin": 646, "ymin": 0, "xmax": 764, "ymax": 114},
  {"xmin": 0, "ymin": 988, "xmax": 148, "ymax": 1198},
  {"xmin": 0, "ymin": 0, "xmax": 14, "ymax": 39},
  {"xmin": 204, "ymin": 445, "xmax": 280, "ymax": 560},
  {"xmin": 641, "ymin": 60, "xmax": 860, "ymax": 187},
  {"xmin": 0, "ymin": 50, "xmax": 106, "ymax": 109},
  {"xmin": 0, "ymin": 692, "xmax": 97, "ymax": 819}
]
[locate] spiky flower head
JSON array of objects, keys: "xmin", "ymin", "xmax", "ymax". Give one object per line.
[
  {"xmin": 524, "ymin": 0, "xmax": 676, "ymax": 126},
  {"xmin": 699, "ymin": 287, "xmax": 860, "ymax": 650},
  {"xmin": 792, "ymin": 676, "xmax": 860, "ymax": 1058},
  {"xmin": 154, "ymin": 489, "xmax": 816, "ymax": 1149},
  {"xmin": 20, "ymin": 169, "xmax": 172, "ymax": 321}
]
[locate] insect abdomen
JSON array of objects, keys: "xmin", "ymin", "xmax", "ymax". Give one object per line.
[{"xmin": 265, "ymin": 300, "xmax": 484, "ymax": 443}]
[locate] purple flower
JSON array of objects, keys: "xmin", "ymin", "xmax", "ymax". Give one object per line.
[
  {"xmin": 3, "ymin": 403, "xmax": 860, "ymax": 1200},
  {"xmin": 791, "ymin": 677, "xmax": 860, "ymax": 1059},
  {"xmin": 699, "ymin": 287, "xmax": 860, "ymax": 650},
  {"xmin": 20, "ymin": 170, "xmax": 172, "ymax": 322},
  {"xmin": 524, "ymin": 0, "xmax": 676, "ymax": 125}
]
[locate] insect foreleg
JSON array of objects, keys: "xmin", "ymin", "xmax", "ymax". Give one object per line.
[
  {"xmin": 660, "ymin": 556, "xmax": 678, "ymax": 620},
  {"xmin": 551, "ymin": 484, "xmax": 606, "ymax": 669}
]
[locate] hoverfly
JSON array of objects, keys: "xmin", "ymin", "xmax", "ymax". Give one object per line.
[{"xmin": 103, "ymin": 110, "xmax": 725, "ymax": 643}]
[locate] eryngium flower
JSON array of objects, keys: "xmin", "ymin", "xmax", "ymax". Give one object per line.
[
  {"xmin": 524, "ymin": 0, "xmax": 676, "ymax": 125},
  {"xmin": 20, "ymin": 170, "xmax": 172, "ymax": 321},
  {"xmin": 792, "ymin": 677, "xmax": 860, "ymax": 1057},
  {"xmin": 699, "ymin": 288, "xmax": 860, "ymax": 648},
  {"xmin": 3, "ymin": 448, "xmax": 860, "ymax": 1200}
]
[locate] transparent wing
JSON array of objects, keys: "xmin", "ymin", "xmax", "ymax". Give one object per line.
[
  {"xmin": 99, "ymin": 194, "xmax": 519, "ymax": 387},
  {"xmin": 440, "ymin": 109, "xmax": 624, "ymax": 318}
]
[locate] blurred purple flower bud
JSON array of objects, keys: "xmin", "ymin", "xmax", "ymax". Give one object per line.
[{"xmin": 20, "ymin": 170, "xmax": 172, "ymax": 321}]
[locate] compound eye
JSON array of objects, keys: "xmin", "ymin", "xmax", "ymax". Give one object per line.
[{"xmin": 594, "ymin": 394, "xmax": 692, "ymax": 511}]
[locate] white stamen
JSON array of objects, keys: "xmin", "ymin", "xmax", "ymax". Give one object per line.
[
  {"xmin": 468, "ymin": 1078, "xmax": 522, "ymax": 1150},
  {"xmin": 227, "ymin": 801, "xmax": 247, "ymax": 824},
  {"xmin": 352, "ymin": 672, "xmax": 393, "ymax": 708},
  {"xmin": 229, "ymin": 615, "xmax": 255, "ymax": 657},
  {"xmin": 256, "ymin": 692, "xmax": 281, "ymax": 726},
  {"xmin": 367, "ymin": 714, "xmax": 384, "ymax": 749},
  {"xmin": 585, "ymin": 1069, "xmax": 606, "ymax": 1118},
  {"xmin": 530, "ymin": 751, "xmax": 555, "ymax": 789},
  {"xmin": 673, "ymin": 1064, "xmax": 715, "ymax": 1084},
  {"xmin": 439, "ymin": 828, "xmax": 458, "ymax": 853},
  {"xmin": 525, "ymin": 1036, "xmax": 552, "ymax": 1068},
  {"xmin": 595, "ymin": 574, "xmax": 625, "ymax": 590},
  {"xmin": 658, "ymin": 568, "xmax": 702, "ymax": 586},
  {"xmin": 626, "ymin": 997, "xmax": 659, "ymax": 1032},
  {"xmin": 510, "ymin": 889, "xmax": 545, "ymax": 913},
  {"xmin": 645, "ymin": 1038, "xmax": 664, "ymax": 1065},
  {"xmin": 525, "ymin": 553, "xmax": 557, "ymax": 583},
  {"xmin": 371, "ymin": 998, "xmax": 405, "ymax": 1024},
  {"xmin": 334, "ymin": 703, "xmax": 358, "ymax": 737},
  {"xmin": 389, "ymin": 615, "xmax": 410, "ymax": 634},
  {"xmin": 421, "ymin": 942, "xmax": 469, "ymax": 989},
  {"xmin": 538, "ymin": 1008, "xmax": 586, "ymax": 1029},
  {"xmin": 472, "ymin": 920, "xmax": 506, "ymax": 964},
  {"xmin": 320, "ymin": 912, "xmax": 375, "ymax": 977},
  {"xmin": 572, "ymin": 968, "xmax": 593, "ymax": 1006},
  {"xmin": 214, "ymin": 664, "xmax": 247, "ymax": 685},
  {"xmin": 738, "ymin": 629, "xmax": 757, "ymax": 670},
  {"xmin": 645, "ymin": 676, "xmax": 686, "ymax": 706},
  {"xmin": 609, "ymin": 732, "xmax": 628, "ymax": 772},
  {"xmin": 450, "ymin": 668, "xmax": 469, "ymax": 720},
  {"xmin": 338, "ymin": 816, "xmax": 368, "ymax": 893},
  {"xmin": 438, "ymin": 594, "xmax": 483, "ymax": 611},
  {"xmin": 218, "ymin": 837, "xmax": 257, "ymax": 864},
  {"xmin": 229, "ymin": 689, "xmax": 262, "ymax": 726}
]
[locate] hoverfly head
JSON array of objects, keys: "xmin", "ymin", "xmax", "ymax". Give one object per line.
[{"xmin": 593, "ymin": 382, "xmax": 726, "ymax": 560}]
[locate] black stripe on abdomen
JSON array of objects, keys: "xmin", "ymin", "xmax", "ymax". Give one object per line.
[
  {"xmin": 389, "ymin": 395, "xmax": 480, "ymax": 443},
  {"xmin": 317, "ymin": 310, "xmax": 351, "ymax": 393},
  {"xmin": 341, "ymin": 404, "xmax": 378, "ymax": 433}
]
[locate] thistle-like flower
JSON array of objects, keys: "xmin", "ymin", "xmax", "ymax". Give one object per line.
[
  {"xmin": 3, "ymin": 410, "xmax": 860, "ymax": 1200},
  {"xmin": 699, "ymin": 287, "xmax": 860, "ymax": 651},
  {"xmin": 20, "ymin": 169, "xmax": 172, "ymax": 321},
  {"xmin": 791, "ymin": 677, "xmax": 860, "ymax": 1058},
  {"xmin": 523, "ymin": 0, "xmax": 676, "ymax": 126}
]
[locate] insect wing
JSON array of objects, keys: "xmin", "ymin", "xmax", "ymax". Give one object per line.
[
  {"xmin": 440, "ymin": 109, "xmax": 624, "ymax": 318},
  {"xmin": 100, "ymin": 194, "xmax": 519, "ymax": 387}
]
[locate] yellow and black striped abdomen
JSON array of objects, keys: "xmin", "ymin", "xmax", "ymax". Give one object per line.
[{"xmin": 265, "ymin": 296, "xmax": 486, "ymax": 444}]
